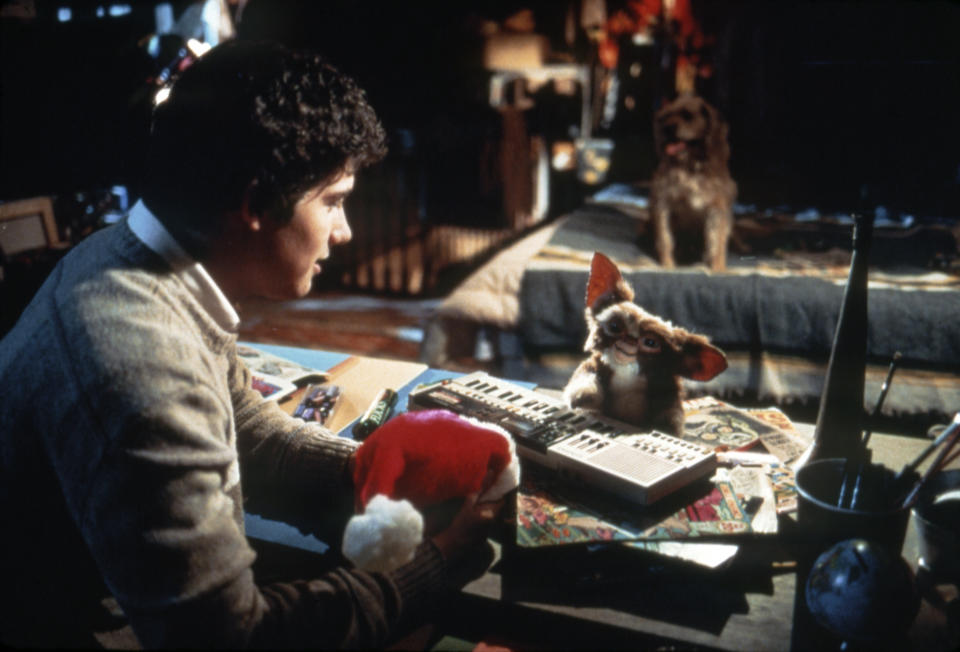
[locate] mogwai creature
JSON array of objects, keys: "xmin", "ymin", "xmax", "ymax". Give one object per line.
[
  {"xmin": 649, "ymin": 93, "xmax": 737, "ymax": 271},
  {"xmin": 562, "ymin": 252, "xmax": 728, "ymax": 436}
]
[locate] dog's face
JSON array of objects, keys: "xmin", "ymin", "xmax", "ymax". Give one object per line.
[{"xmin": 654, "ymin": 94, "xmax": 729, "ymax": 169}]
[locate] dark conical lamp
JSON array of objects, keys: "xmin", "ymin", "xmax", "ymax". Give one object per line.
[{"xmin": 807, "ymin": 212, "xmax": 875, "ymax": 463}]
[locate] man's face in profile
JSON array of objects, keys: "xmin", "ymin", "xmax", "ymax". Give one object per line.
[{"xmin": 246, "ymin": 172, "xmax": 356, "ymax": 300}]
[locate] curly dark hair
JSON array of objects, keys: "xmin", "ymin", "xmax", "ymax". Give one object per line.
[{"xmin": 141, "ymin": 39, "xmax": 387, "ymax": 258}]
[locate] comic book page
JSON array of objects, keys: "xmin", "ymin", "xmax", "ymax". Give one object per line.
[
  {"xmin": 516, "ymin": 463, "xmax": 778, "ymax": 551},
  {"xmin": 744, "ymin": 406, "xmax": 812, "ymax": 464},
  {"xmin": 681, "ymin": 397, "xmax": 782, "ymax": 452},
  {"xmin": 237, "ymin": 344, "xmax": 328, "ymax": 401}
]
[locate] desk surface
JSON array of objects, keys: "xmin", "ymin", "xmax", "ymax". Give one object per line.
[
  {"xmin": 243, "ymin": 343, "xmax": 960, "ymax": 652},
  {"xmin": 459, "ymin": 430, "xmax": 959, "ymax": 652}
]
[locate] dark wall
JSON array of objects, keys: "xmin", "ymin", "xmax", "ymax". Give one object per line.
[
  {"xmin": 2, "ymin": 1, "xmax": 958, "ymax": 219},
  {"xmin": 705, "ymin": 1, "xmax": 960, "ymax": 216},
  {"xmin": 0, "ymin": 4, "xmax": 157, "ymax": 200}
]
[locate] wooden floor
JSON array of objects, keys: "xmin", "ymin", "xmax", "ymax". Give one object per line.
[
  {"xmin": 234, "ymin": 226, "xmax": 517, "ymax": 364},
  {"xmin": 235, "ymin": 291, "xmax": 442, "ymax": 363}
]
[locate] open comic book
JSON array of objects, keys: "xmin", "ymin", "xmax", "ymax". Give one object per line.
[
  {"xmin": 237, "ymin": 344, "xmax": 328, "ymax": 401},
  {"xmin": 743, "ymin": 405, "xmax": 812, "ymax": 465},
  {"xmin": 681, "ymin": 396, "xmax": 784, "ymax": 452},
  {"xmin": 516, "ymin": 463, "xmax": 778, "ymax": 548},
  {"xmin": 680, "ymin": 399, "xmax": 807, "ymax": 515}
]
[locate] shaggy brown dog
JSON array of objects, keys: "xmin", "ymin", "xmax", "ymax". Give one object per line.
[{"xmin": 649, "ymin": 94, "xmax": 737, "ymax": 271}]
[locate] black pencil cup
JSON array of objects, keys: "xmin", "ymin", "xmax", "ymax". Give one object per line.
[
  {"xmin": 795, "ymin": 458, "xmax": 911, "ymax": 556},
  {"xmin": 791, "ymin": 458, "xmax": 916, "ymax": 650}
]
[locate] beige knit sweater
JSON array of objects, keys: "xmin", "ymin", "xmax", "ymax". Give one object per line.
[{"xmin": 0, "ymin": 220, "xmax": 451, "ymax": 649}]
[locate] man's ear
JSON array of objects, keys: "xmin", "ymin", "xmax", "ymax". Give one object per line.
[
  {"xmin": 227, "ymin": 186, "xmax": 263, "ymax": 233},
  {"xmin": 237, "ymin": 188, "xmax": 262, "ymax": 232}
]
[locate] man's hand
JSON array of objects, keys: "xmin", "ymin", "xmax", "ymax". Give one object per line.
[
  {"xmin": 431, "ymin": 493, "xmax": 503, "ymax": 557},
  {"xmin": 430, "ymin": 493, "xmax": 505, "ymax": 587}
]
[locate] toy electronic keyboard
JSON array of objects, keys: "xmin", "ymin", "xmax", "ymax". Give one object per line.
[{"xmin": 408, "ymin": 372, "xmax": 716, "ymax": 505}]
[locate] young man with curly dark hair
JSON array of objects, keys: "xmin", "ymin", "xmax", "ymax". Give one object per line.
[{"xmin": 0, "ymin": 40, "xmax": 501, "ymax": 649}]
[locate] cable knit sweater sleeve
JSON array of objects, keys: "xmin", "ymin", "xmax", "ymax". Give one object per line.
[
  {"xmin": 228, "ymin": 351, "xmax": 360, "ymax": 533},
  {"xmin": 24, "ymin": 226, "xmax": 453, "ymax": 649}
]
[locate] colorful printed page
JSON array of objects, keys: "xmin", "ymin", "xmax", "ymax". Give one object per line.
[
  {"xmin": 516, "ymin": 463, "xmax": 778, "ymax": 549},
  {"xmin": 238, "ymin": 344, "xmax": 329, "ymax": 401},
  {"xmin": 716, "ymin": 450, "xmax": 799, "ymax": 515},
  {"xmin": 766, "ymin": 462, "xmax": 798, "ymax": 514},
  {"xmin": 745, "ymin": 406, "xmax": 813, "ymax": 464},
  {"xmin": 680, "ymin": 396, "xmax": 784, "ymax": 452}
]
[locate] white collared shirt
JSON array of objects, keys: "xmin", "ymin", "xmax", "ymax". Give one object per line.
[{"xmin": 127, "ymin": 200, "xmax": 240, "ymax": 332}]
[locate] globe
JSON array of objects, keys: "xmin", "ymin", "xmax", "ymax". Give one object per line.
[{"xmin": 805, "ymin": 538, "xmax": 920, "ymax": 644}]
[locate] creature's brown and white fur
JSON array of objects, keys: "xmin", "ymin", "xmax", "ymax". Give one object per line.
[
  {"xmin": 649, "ymin": 94, "xmax": 737, "ymax": 271},
  {"xmin": 563, "ymin": 252, "xmax": 727, "ymax": 436}
]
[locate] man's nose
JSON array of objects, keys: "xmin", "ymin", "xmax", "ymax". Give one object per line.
[{"xmin": 331, "ymin": 212, "xmax": 352, "ymax": 245}]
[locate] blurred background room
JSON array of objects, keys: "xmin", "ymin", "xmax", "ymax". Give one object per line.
[{"xmin": 2, "ymin": 0, "xmax": 958, "ymax": 437}]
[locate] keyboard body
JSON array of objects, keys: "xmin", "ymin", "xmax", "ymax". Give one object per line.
[{"xmin": 407, "ymin": 372, "xmax": 716, "ymax": 505}]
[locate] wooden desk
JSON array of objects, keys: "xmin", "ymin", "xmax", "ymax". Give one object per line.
[
  {"xmin": 452, "ymin": 431, "xmax": 959, "ymax": 651},
  {"xmin": 242, "ymin": 344, "xmax": 959, "ymax": 651}
]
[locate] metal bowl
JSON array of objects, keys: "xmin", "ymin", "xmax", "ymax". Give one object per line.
[{"xmin": 912, "ymin": 469, "xmax": 960, "ymax": 582}]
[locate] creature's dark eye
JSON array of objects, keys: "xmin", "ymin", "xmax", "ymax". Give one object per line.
[
  {"xmin": 605, "ymin": 318, "xmax": 624, "ymax": 335},
  {"xmin": 640, "ymin": 335, "xmax": 662, "ymax": 352}
]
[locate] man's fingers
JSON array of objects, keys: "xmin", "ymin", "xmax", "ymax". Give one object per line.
[{"xmin": 475, "ymin": 497, "xmax": 505, "ymax": 519}]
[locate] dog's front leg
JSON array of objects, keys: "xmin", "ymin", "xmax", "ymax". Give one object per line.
[
  {"xmin": 652, "ymin": 201, "xmax": 676, "ymax": 268},
  {"xmin": 703, "ymin": 206, "xmax": 731, "ymax": 272}
]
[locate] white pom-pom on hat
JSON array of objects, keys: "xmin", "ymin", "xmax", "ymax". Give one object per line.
[{"xmin": 342, "ymin": 495, "xmax": 423, "ymax": 573}]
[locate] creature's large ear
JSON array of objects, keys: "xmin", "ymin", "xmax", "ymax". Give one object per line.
[
  {"xmin": 586, "ymin": 252, "xmax": 634, "ymax": 312},
  {"xmin": 678, "ymin": 336, "xmax": 728, "ymax": 381}
]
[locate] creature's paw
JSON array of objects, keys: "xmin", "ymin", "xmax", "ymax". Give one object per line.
[{"xmin": 563, "ymin": 385, "xmax": 603, "ymax": 412}]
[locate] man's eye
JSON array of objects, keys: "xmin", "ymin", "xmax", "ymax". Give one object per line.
[{"xmin": 324, "ymin": 194, "xmax": 348, "ymax": 209}]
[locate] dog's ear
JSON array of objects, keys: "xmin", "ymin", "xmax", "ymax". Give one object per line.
[
  {"xmin": 652, "ymin": 108, "xmax": 666, "ymax": 156},
  {"xmin": 699, "ymin": 102, "xmax": 714, "ymax": 131},
  {"xmin": 703, "ymin": 102, "xmax": 731, "ymax": 166},
  {"xmin": 586, "ymin": 252, "xmax": 634, "ymax": 312},
  {"xmin": 652, "ymin": 95, "xmax": 677, "ymax": 156}
]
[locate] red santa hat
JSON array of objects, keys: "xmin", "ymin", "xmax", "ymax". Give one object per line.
[{"xmin": 342, "ymin": 409, "xmax": 520, "ymax": 572}]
